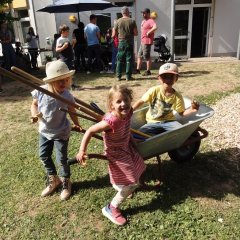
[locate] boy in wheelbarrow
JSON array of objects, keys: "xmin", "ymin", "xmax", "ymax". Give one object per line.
[{"xmin": 133, "ymin": 63, "xmax": 199, "ymax": 135}]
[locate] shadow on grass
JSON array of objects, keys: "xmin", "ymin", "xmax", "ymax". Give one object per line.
[
  {"xmin": 128, "ymin": 147, "xmax": 240, "ymax": 215},
  {"xmin": 0, "ymin": 79, "xmax": 32, "ymax": 100},
  {"xmin": 79, "ymin": 83, "xmax": 142, "ymax": 91},
  {"xmin": 72, "ymin": 147, "xmax": 240, "ymax": 214},
  {"xmin": 180, "ymin": 70, "xmax": 210, "ymax": 78},
  {"xmin": 72, "ymin": 175, "xmax": 110, "ymax": 193}
]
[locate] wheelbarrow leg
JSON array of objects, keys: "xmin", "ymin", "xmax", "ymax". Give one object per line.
[{"xmin": 156, "ymin": 155, "xmax": 164, "ymax": 185}]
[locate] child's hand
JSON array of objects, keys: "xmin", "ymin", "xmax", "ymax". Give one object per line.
[
  {"xmin": 30, "ymin": 116, "xmax": 38, "ymax": 123},
  {"xmin": 76, "ymin": 151, "xmax": 87, "ymax": 166},
  {"xmin": 30, "ymin": 112, "xmax": 42, "ymax": 123},
  {"xmin": 71, "ymin": 125, "xmax": 83, "ymax": 132},
  {"xmin": 191, "ymin": 100, "xmax": 200, "ymax": 111}
]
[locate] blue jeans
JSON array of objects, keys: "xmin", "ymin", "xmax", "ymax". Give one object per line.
[
  {"xmin": 111, "ymin": 46, "xmax": 118, "ymax": 72},
  {"xmin": 39, "ymin": 134, "xmax": 70, "ymax": 178},
  {"xmin": 139, "ymin": 121, "xmax": 182, "ymax": 135}
]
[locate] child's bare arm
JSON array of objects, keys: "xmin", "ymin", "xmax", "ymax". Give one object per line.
[
  {"xmin": 68, "ymin": 106, "xmax": 82, "ymax": 131},
  {"xmin": 132, "ymin": 99, "xmax": 145, "ymax": 111},
  {"xmin": 30, "ymin": 99, "xmax": 40, "ymax": 123},
  {"xmin": 56, "ymin": 42, "xmax": 69, "ymax": 52},
  {"xmin": 76, "ymin": 120, "xmax": 110, "ymax": 165},
  {"xmin": 180, "ymin": 100, "xmax": 200, "ymax": 116}
]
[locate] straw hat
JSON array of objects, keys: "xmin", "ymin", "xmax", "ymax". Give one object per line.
[{"xmin": 43, "ymin": 60, "xmax": 75, "ymax": 83}]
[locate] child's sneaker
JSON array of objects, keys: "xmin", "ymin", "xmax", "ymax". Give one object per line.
[
  {"xmin": 60, "ymin": 178, "xmax": 72, "ymax": 200},
  {"xmin": 41, "ymin": 175, "xmax": 61, "ymax": 197},
  {"xmin": 102, "ymin": 204, "xmax": 127, "ymax": 225}
]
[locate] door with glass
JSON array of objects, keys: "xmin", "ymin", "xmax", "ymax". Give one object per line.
[{"xmin": 174, "ymin": 7, "xmax": 192, "ymax": 59}]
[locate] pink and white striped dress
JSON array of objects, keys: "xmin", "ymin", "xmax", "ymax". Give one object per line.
[{"xmin": 103, "ymin": 110, "xmax": 146, "ymax": 186}]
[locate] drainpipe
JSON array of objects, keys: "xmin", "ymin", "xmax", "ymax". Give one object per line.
[
  {"xmin": 237, "ymin": 30, "xmax": 240, "ymax": 60},
  {"xmin": 208, "ymin": 0, "xmax": 215, "ymax": 57},
  {"xmin": 170, "ymin": 0, "xmax": 175, "ymax": 62}
]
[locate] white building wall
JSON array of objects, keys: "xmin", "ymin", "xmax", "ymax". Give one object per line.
[
  {"xmin": 211, "ymin": 0, "xmax": 240, "ymax": 56},
  {"xmin": 32, "ymin": 0, "xmax": 57, "ymax": 49}
]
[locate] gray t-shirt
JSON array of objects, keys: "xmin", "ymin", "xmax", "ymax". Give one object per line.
[{"xmin": 31, "ymin": 85, "xmax": 75, "ymax": 140}]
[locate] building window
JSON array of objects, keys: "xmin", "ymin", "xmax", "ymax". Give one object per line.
[
  {"xmin": 113, "ymin": 2, "xmax": 133, "ymax": 7},
  {"xmin": 18, "ymin": 9, "xmax": 28, "ymax": 18},
  {"xmin": 194, "ymin": 0, "xmax": 212, "ymax": 3},
  {"xmin": 176, "ymin": 0, "xmax": 212, "ymax": 4},
  {"xmin": 175, "ymin": 0, "xmax": 191, "ymax": 4}
]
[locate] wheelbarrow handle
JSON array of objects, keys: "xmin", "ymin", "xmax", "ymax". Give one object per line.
[{"xmin": 68, "ymin": 154, "xmax": 108, "ymax": 165}]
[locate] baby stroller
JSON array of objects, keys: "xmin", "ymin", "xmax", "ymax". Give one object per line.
[{"xmin": 153, "ymin": 34, "xmax": 171, "ymax": 63}]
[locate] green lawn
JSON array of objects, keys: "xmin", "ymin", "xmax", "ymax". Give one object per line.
[{"xmin": 0, "ymin": 61, "xmax": 240, "ymax": 239}]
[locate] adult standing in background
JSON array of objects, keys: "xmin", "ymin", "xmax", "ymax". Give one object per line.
[
  {"xmin": 26, "ymin": 27, "xmax": 39, "ymax": 70},
  {"xmin": 84, "ymin": 14, "xmax": 101, "ymax": 74},
  {"xmin": 112, "ymin": 6, "xmax": 138, "ymax": 81},
  {"xmin": 136, "ymin": 8, "xmax": 157, "ymax": 76},
  {"xmin": 107, "ymin": 19, "xmax": 119, "ymax": 74},
  {"xmin": 72, "ymin": 21, "xmax": 87, "ymax": 71},
  {"xmin": 0, "ymin": 21, "xmax": 16, "ymax": 71}
]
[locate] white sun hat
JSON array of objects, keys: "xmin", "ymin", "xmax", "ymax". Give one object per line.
[{"xmin": 43, "ymin": 60, "xmax": 75, "ymax": 83}]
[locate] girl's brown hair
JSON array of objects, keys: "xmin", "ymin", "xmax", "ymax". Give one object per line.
[
  {"xmin": 59, "ymin": 24, "xmax": 70, "ymax": 34},
  {"xmin": 107, "ymin": 84, "xmax": 133, "ymax": 110}
]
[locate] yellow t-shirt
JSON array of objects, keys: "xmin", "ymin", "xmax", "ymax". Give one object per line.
[{"xmin": 141, "ymin": 85, "xmax": 185, "ymax": 123}]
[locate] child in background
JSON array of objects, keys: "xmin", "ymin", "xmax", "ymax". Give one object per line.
[
  {"xmin": 56, "ymin": 24, "xmax": 77, "ymax": 89},
  {"xmin": 31, "ymin": 60, "xmax": 81, "ymax": 200},
  {"xmin": 56, "ymin": 24, "xmax": 74, "ymax": 70},
  {"xmin": 76, "ymin": 85, "xmax": 146, "ymax": 225},
  {"xmin": 133, "ymin": 63, "xmax": 199, "ymax": 135}
]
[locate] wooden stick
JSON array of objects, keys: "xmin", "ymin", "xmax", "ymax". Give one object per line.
[
  {"xmin": 68, "ymin": 154, "xmax": 108, "ymax": 165},
  {"xmin": 59, "ymin": 107, "xmax": 98, "ymax": 123},
  {"xmin": 72, "ymin": 127, "xmax": 103, "ymax": 141},
  {"xmin": 6, "ymin": 67, "xmax": 151, "ymax": 139},
  {"xmin": 11, "ymin": 66, "xmax": 98, "ymax": 113},
  {"xmin": 130, "ymin": 128, "xmax": 151, "ymax": 138},
  {"xmin": 89, "ymin": 102, "xmax": 151, "ymax": 139},
  {"xmin": 0, "ymin": 67, "xmax": 103, "ymax": 121},
  {"xmin": 11, "ymin": 66, "xmax": 43, "ymax": 85}
]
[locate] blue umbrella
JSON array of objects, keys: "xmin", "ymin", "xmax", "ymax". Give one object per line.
[{"xmin": 37, "ymin": 0, "xmax": 114, "ymax": 16}]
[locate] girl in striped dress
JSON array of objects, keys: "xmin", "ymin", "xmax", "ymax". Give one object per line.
[{"xmin": 76, "ymin": 84, "xmax": 146, "ymax": 225}]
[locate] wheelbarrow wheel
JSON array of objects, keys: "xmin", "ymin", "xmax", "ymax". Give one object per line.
[{"xmin": 168, "ymin": 131, "xmax": 201, "ymax": 163}]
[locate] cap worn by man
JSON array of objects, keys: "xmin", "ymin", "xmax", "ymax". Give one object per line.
[
  {"xmin": 141, "ymin": 8, "xmax": 150, "ymax": 14},
  {"xmin": 159, "ymin": 63, "xmax": 179, "ymax": 76}
]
